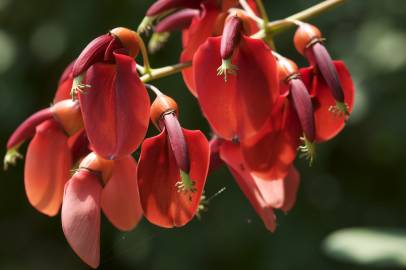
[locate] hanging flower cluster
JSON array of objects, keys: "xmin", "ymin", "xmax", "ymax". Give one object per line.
[{"xmin": 4, "ymin": 0, "xmax": 354, "ymax": 268}]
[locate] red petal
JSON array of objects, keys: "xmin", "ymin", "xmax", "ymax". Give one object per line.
[
  {"xmin": 101, "ymin": 156, "xmax": 143, "ymax": 231},
  {"xmin": 240, "ymin": 101, "xmax": 301, "ymax": 180},
  {"xmin": 280, "ymin": 166, "xmax": 300, "ymax": 213},
  {"xmin": 62, "ymin": 170, "xmax": 102, "ymax": 268},
  {"xmin": 137, "ymin": 129, "xmax": 209, "ymax": 228},
  {"xmin": 193, "ymin": 37, "xmax": 238, "ymax": 139},
  {"xmin": 219, "ymin": 142, "xmax": 276, "ymax": 232},
  {"xmin": 235, "ymin": 36, "xmax": 279, "ymax": 140},
  {"xmin": 24, "ymin": 120, "xmax": 71, "ymax": 216},
  {"xmin": 301, "ymin": 61, "xmax": 355, "ymax": 142},
  {"xmin": 54, "ymin": 60, "xmax": 74, "ymax": 103},
  {"xmin": 79, "ymin": 52, "xmax": 150, "ymax": 159},
  {"xmin": 181, "ymin": 5, "xmax": 221, "ymax": 96}
]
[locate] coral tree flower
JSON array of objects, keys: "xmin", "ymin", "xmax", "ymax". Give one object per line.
[
  {"xmin": 180, "ymin": 0, "xmax": 258, "ymax": 96},
  {"xmin": 54, "ymin": 60, "xmax": 75, "ymax": 103},
  {"xmin": 293, "ymin": 22, "xmax": 355, "ymax": 141},
  {"xmin": 215, "ymin": 139, "xmax": 300, "ymax": 232},
  {"xmin": 193, "ymin": 15, "xmax": 279, "ymax": 141},
  {"xmin": 137, "ymin": 88, "xmax": 210, "ymax": 228},
  {"xmin": 4, "ymin": 100, "xmax": 83, "ymax": 216},
  {"xmin": 72, "ymin": 27, "xmax": 150, "ymax": 160},
  {"xmin": 62, "ymin": 152, "xmax": 143, "ymax": 268}
]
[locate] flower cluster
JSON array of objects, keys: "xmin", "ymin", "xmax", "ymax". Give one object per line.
[{"xmin": 4, "ymin": 0, "xmax": 354, "ymax": 268}]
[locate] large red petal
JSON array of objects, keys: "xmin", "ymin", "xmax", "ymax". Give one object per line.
[
  {"xmin": 181, "ymin": 5, "xmax": 221, "ymax": 96},
  {"xmin": 137, "ymin": 129, "xmax": 209, "ymax": 228},
  {"xmin": 24, "ymin": 120, "xmax": 71, "ymax": 216},
  {"xmin": 280, "ymin": 166, "xmax": 300, "ymax": 213},
  {"xmin": 101, "ymin": 156, "xmax": 143, "ymax": 231},
  {"xmin": 193, "ymin": 37, "xmax": 238, "ymax": 139},
  {"xmin": 240, "ymin": 101, "xmax": 301, "ymax": 180},
  {"xmin": 235, "ymin": 36, "xmax": 279, "ymax": 140},
  {"xmin": 302, "ymin": 61, "xmax": 355, "ymax": 142},
  {"xmin": 79, "ymin": 53, "xmax": 150, "ymax": 159},
  {"xmin": 62, "ymin": 170, "xmax": 102, "ymax": 269},
  {"xmin": 219, "ymin": 142, "xmax": 276, "ymax": 232}
]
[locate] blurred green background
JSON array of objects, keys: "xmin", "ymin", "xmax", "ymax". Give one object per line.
[{"xmin": 1, "ymin": 0, "xmax": 406, "ymax": 269}]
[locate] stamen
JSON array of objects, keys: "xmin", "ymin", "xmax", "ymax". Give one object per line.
[
  {"xmin": 298, "ymin": 136, "xmax": 316, "ymax": 166},
  {"xmin": 137, "ymin": 16, "xmax": 156, "ymax": 34},
  {"xmin": 196, "ymin": 187, "xmax": 226, "ymax": 220},
  {"xmin": 328, "ymin": 101, "xmax": 350, "ymax": 121},
  {"xmin": 217, "ymin": 58, "xmax": 238, "ymax": 82},
  {"xmin": 175, "ymin": 170, "xmax": 197, "ymax": 201},
  {"xmin": 148, "ymin": 32, "xmax": 171, "ymax": 54},
  {"xmin": 71, "ymin": 74, "xmax": 91, "ymax": 100},
  {"xmin": 3, "ymin": 147, "xmax": 23, "ymax": 170}
]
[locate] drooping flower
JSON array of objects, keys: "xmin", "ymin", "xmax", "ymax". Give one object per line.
[
  {"xmin": 72, "ymin": 27, "xmax": 150, "ymax": 160},
  {"xmin": 137, "ymin": 89, "xmax": 210, "ymax": 228},
  {"xmin": 62, "ymin": 152, "xmax": 143, "ymax": 268},
  {"xmin": 4, "ymin": 99, "xmax": 83, "ymax": 216},
  {"xmin": 219, "ymin": 140, "xmax": 300, "ymax": 232},
  {"xmin": 294, "ymin": 22, "xmax": 355, "ymax": 141},
  {"xmin": 193, "ymin": 15, "xmax": 279, "ymax": 141}
]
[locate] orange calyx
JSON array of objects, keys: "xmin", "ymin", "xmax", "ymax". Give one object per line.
[
  {"xmin": 277, "ymin": 57, "xmax": 299, "ymax": 82},
  {"xmin": 79, "ymin": 152, "xmax": 114, "ymax": 185},
  {"xmin": 150, "ymin": 94, "xmax": 179, "ymax": 128},
  {"xmin": 293, "ymin": 23, "xmax": 322, "ymax": 55},
  {"xmin": 110, "ymin": 27, "xmax": 140, "ymax": 57},
  {"xmin": 51, "ymin": 99, "xmax": 83, "ymax": 135}
]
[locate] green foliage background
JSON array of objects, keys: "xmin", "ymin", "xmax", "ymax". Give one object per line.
[{"xmin": 1, "ymin": 0, "xmax": 406, "ymax": 269}]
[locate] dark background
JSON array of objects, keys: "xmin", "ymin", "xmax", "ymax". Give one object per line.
[{"xmin": 1, "ymin": 0, "xmax": 406, "ymax": 269}]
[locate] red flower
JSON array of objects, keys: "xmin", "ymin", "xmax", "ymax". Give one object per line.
[
  {"xmin": 62, "ymin": 153, "xmax": 143, "ymax": 268},
  {"xmin": 4, "ymin": 100, "xmax": 83, "ymax": 216},
  {"xmin": 294, "ymin": 23, "xmax": 355, "ymax": 141},
  {"xmin": 72, "ymin": 27, "xmax": 150, "ymax": 160},
  {"xmin": 54, "ymin": 60, "xmax": 75, "ymax": 103},
  {"xmin": 219, "ymin": 140, "xmax": 300, "ymax": 232},
  {"xmin": 137, "ymin": 91, "xmax": 210, "ymax": 228},
  {"xmin": 193, "ymin": 17, "xmax": 279, "ymax": 141},
  {"xmin": 300, "ymin": 61, "xmax": 355, "ymax": 141}
]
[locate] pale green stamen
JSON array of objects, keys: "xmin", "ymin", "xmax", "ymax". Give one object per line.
[
  {"xmin": 298, "ymin": 136, "xmax": 316, "ymax": 166},
  {"xmin": 217, "ymin": 58, "xmax": 238, "ymax": 82}
]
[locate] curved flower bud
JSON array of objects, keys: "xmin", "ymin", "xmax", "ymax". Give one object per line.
[
  {"xmin": 219, "ymin": 141, "xmax": 300, "ymax": 232},
  {"xmin": 277, "ymin": 57, "xmax": 316, "ymax": 164},
  {"xmin": 68, "ymin": 129, "xmax": 90, "ymax": 164},
  {"xmin": 146, "ymin": 0, "xmax": 203, "ymax": 17},
  {"xmin": 193, "ymin": 36, "xmax": 278, "ymax": 141},
  {"xmin": 78, "ymin": 52, "xmax": 150, "ymax": 159},
  {"xmin": 25, "ymin": 120, "xmax": 72, "ymax": 216}
]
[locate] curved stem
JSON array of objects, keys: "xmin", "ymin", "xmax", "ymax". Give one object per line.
[
  {"xmin": 134, "ymin": 33, "xmax": 152, "ymax": 75},
  {"xmin": 255, "ymin": 0, "xmax": 269, "ymax": 24},
  {"xmin": 140, "ymin": 61, "xmax": 191, "ymax": 83}
]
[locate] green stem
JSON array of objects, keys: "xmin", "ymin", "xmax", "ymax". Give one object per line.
[
  {"xmin": 269, "ymin": 0, "xmax": 345, "ymax": 35},
  {"xmin": 255, "ymin": 0, "xmax": 269, "ymax": 24},
  {"xmin": 140, "ymin": 61, "xmax": 192, "ymax": 83},
  {"xmin": 134, "ymin": 33, "xmax": 152, "ymax": 75}
]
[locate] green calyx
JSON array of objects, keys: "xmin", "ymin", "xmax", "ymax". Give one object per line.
[
  {"xmin": 298, "ymin": 136, "xmax": 316, "ymax": 166},
  {"xmin": 329, "ymin": 101, "xmax": 350, "ymax": 121},
  {"xmin": 71, "ymin": 73, "xmax": 91, "ymax": 100},
  {"xmin": 148, "ymin": 32, "xmax": 170, "ymax": 54},
  {"xmin": 217, "ymin": 58, "xmax": 238, "ymax": 82},
  {"xmin": 4, "ymin": 147, "xmax": 23, "ymax": 171},
  {"xmin": 175, "ymin": 170, "xmax": 197, "ymax": 201}
]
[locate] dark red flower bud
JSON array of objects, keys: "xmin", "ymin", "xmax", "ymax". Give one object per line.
[
  {"xmin": 54, "ymin": 60, "xmax": 75, "ymax": 103},
  {"xmin": 155, "ymin": 8, "xmax": 200, "ymax": 33},
  {"xmin": 6, "ymin": 108, "xmax": 54, "ymax": 150},
  {"xmin": 146, "ymin": 0, "xmax": 203, "ymax": 17},
  {"xmin": 220, "ymin": 15, "xmax": 242, "ymax": 60},
  {"xmin": 68, "ymin": 130, "xmax": 90, "ymax": 164},
  {"xmin": 208, "ymin": 136, "xmax": 224, "ymax": 173},
  {"xmin": 72, "ymin": 34, "xmax": 118, "ymax": 77}
]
